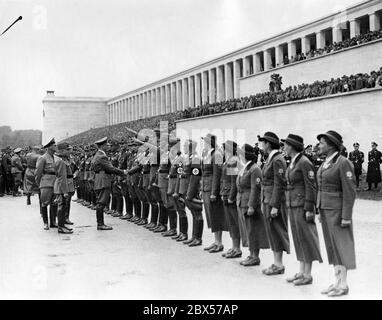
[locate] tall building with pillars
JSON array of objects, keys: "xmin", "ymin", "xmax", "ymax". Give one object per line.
[{"xmin": 106, "ymin": 0, "xmax": 382, "ymax": 126}]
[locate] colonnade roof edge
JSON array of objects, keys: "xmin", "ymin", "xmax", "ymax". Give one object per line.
[{"xmin": 107, "ymin": 0, "xmax": 378, "ymax": 104}]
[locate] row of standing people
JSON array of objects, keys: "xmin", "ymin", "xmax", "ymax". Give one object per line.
[{"xmin": 71, "ymin": 129, "xmax": 356, "ymax": 297}]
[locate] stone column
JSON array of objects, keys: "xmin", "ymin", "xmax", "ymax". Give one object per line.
[
  {"xmin": 129, "ymin": 97, "xmax": 134, "ymax": 121},
  {"xmin": 264, "ymin": 49, "xmax": 272, "ymax": 71},
  {"xmin": 182, "ymin": 79, "xmax": 189, "ymax": 109},
  {"xmin": 116, "ymin": 101, "xmax": 121, "ymax": 123},
  {"xmin": 112, "ymin": 103, "xmax": 115, "ymax": 124},
  {"xmin": 195, "ymin": 74, "xmax": 201, "ymax": 107},
  {"xmin": 333, "ymin": 25, "xmax": 343, "ymax": 43},
  {"xmin": 147, "ymin": 91, "xmax": 152, "ymax": 117},
  {"xmin": 370, "ymin": 13, "xmax": 381, "ymax": 32},
  {"xmin": 209, "ymin": 69, "xmax": 216, "ymax": 103},
  {"xmin": 161, "ymin": 86, "xmax": 166, "ymax": 114},
  {"xmin": 225, "ymin": 63, "xmax": 233, "ymax": 100},
  {"xmin": 170, "ymin": 83, "xmax": 176, "ymax": 112},
  {"xmin": 176, "ymin": 80, "xmax": 183, "ymax": 111},
  {"xmin": 122, "ymin": 100, "xmax": 125, "ymax": 122},
  {"xmin": 127, "ymin": 99, "xmax": 130, "ymax": 121},
  {"xmin": 133, "ymin": 97, "xmax": 137, "ymax": 120},
  {"xmin": 216, "ymin": 66, "xmax": 225, "ymax": 101},
  {"xmin": 243, "ymin": 56, "xmax": 250, "ymax": 76},
  {"xmin": 188, "ymin": 76, "xmax": 195, "ymax": 108},
  {"xmin": 142, "ymin": 93, "xmax": 146, "ymax": 118},
  {"xmin": 233, "ymin": 60, "xmax": 241, "ymax": 98},
  {"xmin": 316, "ymin": 31, "xmax": 325, "ymax": 49},
  {"xmin": 150, "ymin": 90, "xmax": 154, "ymax": 117},
  {"xmin": 275, "ymin": 45, "xmax": 283, "ymax": 67},
  {"xmin": 350, "ymin": 19, "xmax": 360, "ymax": 38},
  {"xmin": 288, "ymin": 41, "xmax": 296, "ymax": 60},
  {"xmin": 201, "ymin": 71, "xmax": 208, "ymax": 104},
  {"xmin": 301, "ymin": 36, "xmax": 310, "ymax": 54},
  {"xmin": 136, "ymin": 96, "xmax": 139, "ymax": 120},
  {"xmin": 156, "ymin": 88, "xmax": 161, "ymax": 115},
  {"xmin": 164, "ymin": 84, "xmax": 170, "ymax": 113}
]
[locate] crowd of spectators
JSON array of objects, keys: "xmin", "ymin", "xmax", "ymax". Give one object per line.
[
  {"xmin": 65, "ymin": 65, "xmax": 382, "ymax": 146},
  {"xmin": 278, "ymin": 29, "xmax": 382, "ymax": 67}
]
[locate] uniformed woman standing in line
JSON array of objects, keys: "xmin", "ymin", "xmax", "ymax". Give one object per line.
[
  {"xmin": 201, "ymin": 134, "xmax": 227, "ymax": 253},
  {"xmin": 316, "ymin": 130, "xmax": 356, "ymax": 297},
  {"xmin": 258, "ymin": 132, "xmax": 290, "ymax": 275},
  {"xmin": 220, "ymin": 140, "xmax": 242, "ymax": 259},
  {"xmin": 236, "ymin": 144, "xmax": 269, "ymax": 266},
  {"xmin": 282, "ymin": 134, "xmax": 323, "ymax": 285}
]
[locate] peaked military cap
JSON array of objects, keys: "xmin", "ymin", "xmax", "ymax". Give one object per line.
[
  {"xmin": 43, "ymin": 138, "xmax": 56, "ymax": 149},
  {"xmin": 57, "ymin": 142, "xmax": 70, "ymax": 151},
  {"xmin": 14, "ymin": 147, "xmax": 22, "ymax": 153},
  {"xmin": 95, "ymin": 137, "xmax": 108, "ymax": 146}
]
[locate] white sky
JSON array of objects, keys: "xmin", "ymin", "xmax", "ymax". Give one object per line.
[{"xmin": 0, "ymin": 0, "xmax": 361, "ymax": 130}]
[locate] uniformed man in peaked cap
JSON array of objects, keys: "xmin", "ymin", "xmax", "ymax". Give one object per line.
[
  {"xmin": 53, "ymin": 142, "xmax": 74, "ymax": 234},
  {"xmin": 23, "ymin": 145, "xmax": 41, "ymax": 205},
  {"xmin": 348, "ymin": 142, "xmax": 364, "ymax": 189},
  {"xmin": 11, "ymin": 148, "xmax": 24, "ymax": 196},
  {"xmin": 91, "ymin": 137, "xmax": 127, "ymax": 230},
  {"xmin": 35, "ymin": 138, "xmax": 58, "ymax": 230}
]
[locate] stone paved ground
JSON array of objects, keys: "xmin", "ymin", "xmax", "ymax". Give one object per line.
[{"xmin": 0, "ymin": 194, "xmax": 381, "ymax": 300}]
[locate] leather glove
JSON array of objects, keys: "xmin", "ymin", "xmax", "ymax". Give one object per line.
[
  {"xmin": 305, "ymin": 211, "xmax": 315, "ymax": 223},
  {"xmin": 247, "ymin": 206, "xmax": 255, "ymax": 216},
  {"xmin": 270, "ymin": 207, "xmax": 278, "ymax": 218},
  {"xmin": 210, "ymin": 195, "xmax": 217, "ymax": 202},
  {"xmin": 340, "ymin": 219, "xmax": 352, "ymax": 228}
]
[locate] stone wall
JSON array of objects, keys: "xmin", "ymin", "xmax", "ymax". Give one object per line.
[
  {"xmin": 42, "ymin": 97, "xmax": 108, "ymax": 144},
  {"xmin": 239, "ymin": 40, "xmax": 382, "ymax": 96}
]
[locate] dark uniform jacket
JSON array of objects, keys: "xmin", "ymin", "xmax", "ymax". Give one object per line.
[
  {"xmin": 316, "ymin": 153, "xmax": 356, "ymax": 220},
  {"xmin": 220, "ymin": 156, "xmax": 239, "ymax": 203},
  {"xmin": 348, "ymin": 150, "xmax": 364, "ymax": 175},
  {"xmin": 91, "ymin": 150, "xmax": 125, "ymax": 190},
  {"xmin": 11, "ymin": 154, "xmax": 23, "ymax": 174},
  {"xmin": 285, "ymin": 153, "xmax": 316, "ymax": 212},
  {"xmin": 201, "ymin": 148, "xmax": 223, "ymax": 196},
  {"xmin": 236, "ymin": 160, "xmax": 262, "ymax": 213},
  {"xmin": 54, "ymin": 155, "xmax": 69, "ymax": 195},
  {"xmin": 366, "ymin": 149, "xmax": 382, "ymax": 183},
  {"xmin": 261, "ymin": 151, "xmax": 287, "ymax": 209},
  {"xmin": 35, "ymin": 152, "xmax": 56, "ymax": 188},
  {"xmin": 186, "ymin": 154, "xmax": 202, "ymax": 201}
]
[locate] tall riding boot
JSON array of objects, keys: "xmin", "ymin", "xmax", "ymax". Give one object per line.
[
  {"xmin": 118, "ymin": 196, "xmax": 124, "ymax": 214},
  {"xmin": 125, "ymin": 194, "xmax": 133, "ymax": 215},
  {"xmin": 195, "ymin": 219, "xmax": 204, "ymax": 240},
  {"xmin": 111, "ymin": 194, "xmax": 117, "ymax": 212},
  {"xmin": 41, "ymin": 206, "xmax": 49, "ymax": 230},
  {"xmin": 183, "ymin": 217, "xmax": 196, "ymax": 244},
  {"xmin": 96, "ymin": 206, "xmax": 112, "ymax": 230},
  {"xmin": 188, "ymin": 219, "xmax": 203, "ymax": 247},
  {"xmin": 179, "ymin": 215, "xmax": 188, "ymax": 236},
  {"xmin": 96, "ymin": 206, "xmax": 104, "ymax": 226},
  {"xmin": 49, "ymin": 205, "xmax": 58, "ymax": 228},
  {"xmin": 158, "ymin": 204, "xmax": 168, "ymax": 226},
  {"xmin": 137, "ymin": 203, "xmax": 149, "ymax": 225},
  {"xmin": 168, "ymin": 209, "xmax": 177, "ymax": 231},
  {"xmin": 65, "ymin": 197, "xmax": 73, "ymax": 224},
  {"xmin": 134, "ymin": 200, "xmax": 142, "ymax": 218},
  {"xmin": 57, "ymin": 201, "xmax": 66, "ymax": 228},
  {"xmin": 26, "ymin": 194, "xmax": 31, "ymax": 205},
  {"xmin": 150, "ymin": 203, "xmax": 159, "ymax": 224}
]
